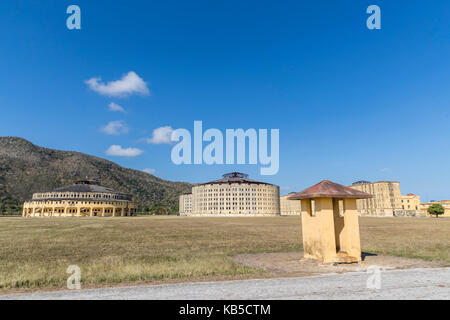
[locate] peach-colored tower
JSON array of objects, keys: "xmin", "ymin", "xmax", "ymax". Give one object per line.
[{"xmin": 289, "ymin": 180, "xmax": 372, "ymax": 263}]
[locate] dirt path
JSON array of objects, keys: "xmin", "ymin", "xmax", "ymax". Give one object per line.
[{"xmin": 232, "ymin": 252, "xmax": 448, "ymax": 278}]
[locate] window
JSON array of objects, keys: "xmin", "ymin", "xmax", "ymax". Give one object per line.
[
  {"xmin": 310, "ymin": 200, "xmax": 316, "ymax": 217},
  {"xmin": 338, "ymin": 199, "xmax": 344, "ymax": 217}
]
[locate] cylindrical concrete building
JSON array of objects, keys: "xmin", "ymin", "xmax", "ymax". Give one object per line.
[{"xmin": 180, "ymin": 172, "xmax": 280, "ymax": 217}]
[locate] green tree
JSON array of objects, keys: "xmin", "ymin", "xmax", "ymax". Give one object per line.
[
  {"xmin": 147, "ymin": 204, "xmax": 170, "ymax": 215},
  {"xmin": 428, "ymin": 203, "xmax": 445, "ymax": 218}
]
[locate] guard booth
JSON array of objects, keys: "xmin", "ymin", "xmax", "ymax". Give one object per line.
[{"xmin": 288, "ymin": 180, "xmax": 372, "ymax": 263}]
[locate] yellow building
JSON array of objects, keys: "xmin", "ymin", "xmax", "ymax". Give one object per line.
[
  {"xmin": 289, "ymin": 180, "xmax": 372, "ymax": 263},
  {"xmin": 179, "ymin": 193, "xmax": 192, "ymax": 215},
  {"xmin": 420, "ymin": 201, "xmax": 450, "ymax": 217},
  {"xmin": 349, "ymin": 181, "xmax": 401, "ymax": 217},
  {"xmin": 280, "ymin": 193, "xmax": 302, "ymax": 216},
  {"xmin": 23, "ymin": 180, "xmax": 136, "ymax": 217},
  {"xmin": 350, "ymin": 181, "xmax": 427, "ymax": 217},
  {"xmin": 179, "ymin": 172, "xmax": 280, "ymax": 217},
  {"xmin": 399, "ymin": 194, "xmax": 421, "ymax": 211}
]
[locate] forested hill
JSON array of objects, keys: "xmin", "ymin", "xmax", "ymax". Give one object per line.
[{"xmin": 0, "ymin": 137, "xmax": 191, "ymax": 214}]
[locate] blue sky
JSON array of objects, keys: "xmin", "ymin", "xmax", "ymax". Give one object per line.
[{"xmin": 0, "ymin": 1, "xmax": 449, "ymax": 201}]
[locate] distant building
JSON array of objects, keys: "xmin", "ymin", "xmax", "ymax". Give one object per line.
[
  {"xmin": 280, "ymin": 193, "xmax": 301, "ymax": 216},
  {"xmin": 349, "ymin": 181, "xmax": 401, "ymax": 217},
  {"xmin": 179, "ymin": 172, "xmax": 280, "ymax": 217},
  {"xmin": 420, "ymin": 200, "xmax": 450, "ymax": 217},
  {"xmin": 400, "ymin": 194, "xmax": 421, "ymax": 211},
  {"xmin": 23, "ymin": 180, "xmax": 136, "ymax": 217},
  {"xmin": 179, "ymin": 193, "xmax": 192, "ymax": 215},
  {"xmin": 349, "ymin": 181, "xmax": 425, "ymax": 217}
]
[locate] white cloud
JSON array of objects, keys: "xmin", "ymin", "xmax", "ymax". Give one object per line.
[
  {"xmin": 106, "ymin": 145, "xmax": 143, "ymax": 157},
  {"xmin": 85, "ymin": 71, "xmax": 150, "ymax": 97},
  {"xmin": 108, "ymin": 102, "xmax": 126, "ymax": 113},
  {"xmin": 146, "ymin": 126, "xmax": 174, "ymax": 144},
  {"xmin": 101, "ymin": 120, "xmax": 129, "ymax": 135},
  {"xmin": 142, "ymin": 168, "xmax": 156, "ymax": 174},
  {"xmin": 380, "ymin": 168, "xmax": 390, "ymax": 172}
]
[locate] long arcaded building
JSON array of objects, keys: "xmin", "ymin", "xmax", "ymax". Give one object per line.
[
  {"xmin": 23, "ymin": 180, "xmax": 136, "ymax": 217},
  {"xmin": 179, "ymin": 172, "xmax": 280, "ymax": 217}
]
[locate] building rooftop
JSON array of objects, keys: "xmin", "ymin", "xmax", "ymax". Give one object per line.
[
  {"xmin": 197, "ymin": 172, "xmax": 273, "ymax": 186},
  {"xmin": 51, "ymin": 180, "xmax": 128, "ymax": 195},
  {"xmin": 288, "ymin": 180, "xmax": 372, "ymax": 200},
  {"xmin": 352, "ymin": 180, "xmax": 372, "ymax": 186},
  {"xmin": 352, "ymin": 180, "xmax": 400, "ymax": 186}
]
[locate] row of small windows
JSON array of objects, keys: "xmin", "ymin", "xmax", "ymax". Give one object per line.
[
  {"xmin": 33, "ymin": 193, "xmax": 131, "ymax": 201},
  {"xmin": 27, "ymin": 201, "xmax": 125, "ymax": 206}
]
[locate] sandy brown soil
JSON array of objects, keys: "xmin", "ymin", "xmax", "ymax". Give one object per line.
[{"xmin": 233, "ymin": 252, "xmax": 449, "ymax": 278}]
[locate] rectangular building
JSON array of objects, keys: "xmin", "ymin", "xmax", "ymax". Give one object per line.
[
  {"xmin": 280, "ymin": 194, "xmax": 302, "ymax": 216},
  {"xmin": 350, "ymin": 181, "xmax": 401, "ymax": 217},
  {"xmin": 179, "ymin": 193, "xmax": 192, "ymax": 216},
  {"xmin": 350, "ymin": 181, "xmax": 426, "ymax": 217}
]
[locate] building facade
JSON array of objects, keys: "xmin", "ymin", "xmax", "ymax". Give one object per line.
[
  {"xmin": 179, "ymin": 172, "xmax": 280, "ymax": 217},
  {"xmin": 349, "ymin": 181, "xmax": 426, "ymax": 217},
  {"xmin": 179, "ymin": 193, "xmax": 193, "ymax": 215},
  {"xmin": 396, "ymin": 193, "xmax": 426, "ymax": 217},
  {"xmin": 280, "ymin": 194, "xmax": 302, "ymax": 216},
  {"xmin": 399, "ymin": 194, "xmax": 421, "ymax": 211},
  {"xmin": 23, "ymin": 180, "xmax": 136, "ymax": 217},
  {"xmin": 349, "ymin": 181, "xmax": 401, "ymax": 217}
]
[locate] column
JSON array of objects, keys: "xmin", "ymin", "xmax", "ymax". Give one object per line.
[
  {"xmin": 101, "ymin": 208, "xmax": 105, "ymax": 217},
  {"xmin": 343, "ymin": 198, "xmax": 362, "ymax": 262}
]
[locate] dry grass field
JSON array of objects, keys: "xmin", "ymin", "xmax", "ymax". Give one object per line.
[{"xmin": 0, "ymin": 216, "xmax": 449, "ymax": 293}]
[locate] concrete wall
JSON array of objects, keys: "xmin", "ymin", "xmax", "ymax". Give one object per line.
[{"xmin": 301, "ymin": 198, "xmax": 361, "ymax": 263}]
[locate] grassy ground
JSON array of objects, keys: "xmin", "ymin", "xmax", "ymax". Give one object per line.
[{"xmin": 0, "ymin": 216, "xmax": 448, "ymax": 293}]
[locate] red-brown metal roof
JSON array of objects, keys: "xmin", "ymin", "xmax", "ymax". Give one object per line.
[{"xmin": 288, "ymin": 180, "xmax": 372, "ymax": 200}]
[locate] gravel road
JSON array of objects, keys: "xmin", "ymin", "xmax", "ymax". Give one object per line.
[{"xmin": 2, "ymin": 267, "xmax": 449, "ymax": 300}]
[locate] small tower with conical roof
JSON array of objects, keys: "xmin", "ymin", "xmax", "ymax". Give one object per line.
[{"xmin": 289, "ymin": 180, "xmax": 372, "ymax": 263}]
